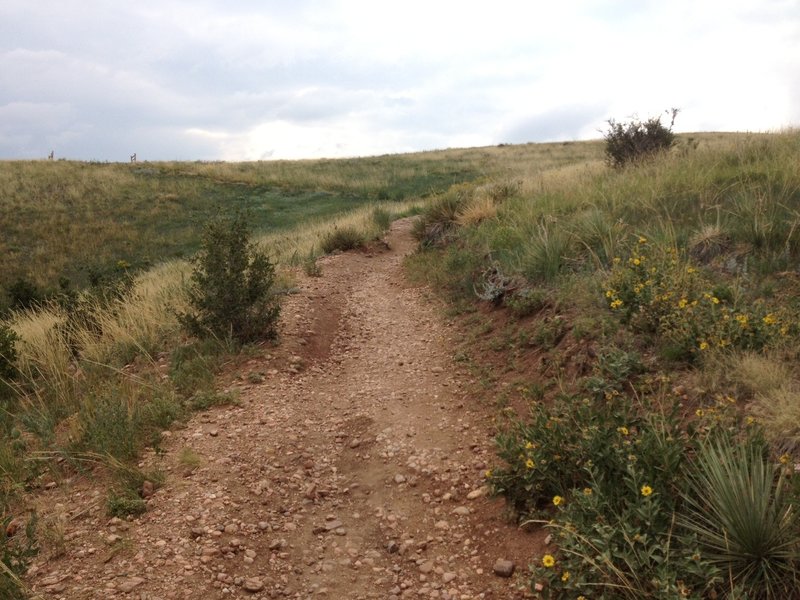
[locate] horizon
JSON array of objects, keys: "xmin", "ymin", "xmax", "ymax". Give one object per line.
[{"xmin": 0, "ymin": 129, "xmax": 774, "ymax": 164}]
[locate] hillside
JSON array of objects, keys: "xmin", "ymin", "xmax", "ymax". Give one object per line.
[{"xmin": 2, "ymin": 130, "xmax": 800, "ymax": 598}]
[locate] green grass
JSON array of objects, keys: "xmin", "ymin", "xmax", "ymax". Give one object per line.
[
  {"xmin": 0, "ymin": 154, "xmax": 490, "ymax": 300},
  {"xmin": 3, "ymin": 131, "xmax": 797, "ymax": 596},
  {"xmin": 409, "ymin": 129, "xmax": 800, "ymax": 597}
]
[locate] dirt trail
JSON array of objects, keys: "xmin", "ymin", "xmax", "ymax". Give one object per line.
[{"xmin": 26, "ymin": 218, "xmax": 539, "ymax": 599}]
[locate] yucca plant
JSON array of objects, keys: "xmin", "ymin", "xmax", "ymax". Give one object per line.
[{"xmin": 680, "ymin": 436, "xmax": 800, "ymax": 599}]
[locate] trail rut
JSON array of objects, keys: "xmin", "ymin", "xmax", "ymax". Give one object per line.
[{"xmin": 26, "ymin": 218, "xmax": 539, "ymax": 600}]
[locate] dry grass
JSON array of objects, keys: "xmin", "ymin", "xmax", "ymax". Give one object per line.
[
  {"xmin": 750, "ymin": 386, "xmax": 800, "ymax": 453},
  {"xmin": 456, "ymin": 195, "xmax": 498, "ymax": 226},
  {"xmin": 729, "ymin": 352, "xmax": 790, "ymax": 399}
]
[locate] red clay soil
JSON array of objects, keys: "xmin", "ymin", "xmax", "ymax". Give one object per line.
[{"xmin": 24, "ymin": 218, "xmax": 544, "ymax": 600}]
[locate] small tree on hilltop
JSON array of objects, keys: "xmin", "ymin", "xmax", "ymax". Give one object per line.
[
  {"xmin": 179, "ymin": 213, "xmax": 281, "ymax": 344},
  {"xmin": 604, "ymin": 108, "xmax": 679, "ymax": 168}
]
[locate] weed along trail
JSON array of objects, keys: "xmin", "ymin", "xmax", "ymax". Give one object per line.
[{"xmin": 27, "ymin": 218, "xmax": 537, "ymax": 600}]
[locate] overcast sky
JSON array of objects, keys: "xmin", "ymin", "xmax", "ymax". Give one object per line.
[{"xmin": 1, "ymin": 0, "xmax": 798, "ymax": 161}]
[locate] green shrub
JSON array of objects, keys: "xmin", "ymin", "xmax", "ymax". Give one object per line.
[
  {"xmin": 604, "ymin": 238, "xmax": 791, "ymax": 361},
  {"xmin": 5, "ymin": 277, "xmax": 43, "ymax": 310},
  {"xmin": 78, "ymin": 392, "xmax": 142, "ymax": 462},
  {"xmin": 604, "ymin": 110, "xmax": 678, "ymax": 168},
  {"xmin": 491, "ymin": 392, "xmax": 734, "ymax": 598},
  {"xmin": 0, "ymin": 325, "xmax": 18, "ymax": 386},
  {"xmin": 320, "ymin": 226, "xmax": 365, "ymax": 253},
  {"xmin": 583, "ymin": 346, "xmax": 645, "ymax": 401},
  {"xmin": 107, "ymin": 491, "xmax": 146, "ymax": 518},
  {"xmin": 505, "ymin": 287, "xmax": 549, "ymax": 318},
  {"xmin": 169, "ymin": 340, "xmax": 224, "ymax": 397},
  {"xmin": 179, "ymin": 213, "xmax": 281, "ymax": 344}
]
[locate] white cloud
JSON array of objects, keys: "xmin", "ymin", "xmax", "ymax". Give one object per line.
[{"xmin": 0, "ymin": 0, "xmax": 798, "ymax": 160}]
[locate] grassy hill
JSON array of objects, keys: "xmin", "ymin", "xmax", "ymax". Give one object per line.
[
  {"xmin": 2, "ymin": 130, "xmax": 799, "ymax": 597},
  {"xmin": 407, "ymin": 129, "xmax": 800, "ymax": 598}
]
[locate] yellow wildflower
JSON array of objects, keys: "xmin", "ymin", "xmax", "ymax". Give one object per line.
[
  {"xmin": 561, "ymin": 571, "xmax": 571, "ymax": 582},
  {"xmin": 695, "ymin": 409, "xmax": 705, "ymax": 417},
  {"xmin": 542, "ymin": 554, "xmax": 555, "ymax": 568},
  {"xmin": 711, "ymin": 296, "xmax": 720, "ymax": 304},
  {"xmin": 525, "ymin": 458, "xmax": 535, "ymax": 469},
  {"xmin": 610, "ymin": 299, "xmax": 623, "ymax": 309},
  {"xmin": 678, "ymin": 298, "xmax": 688, "ymax": 309},
  {"xmin": 763, "ymin": 313, "xmax": 777, "ymax": 326},
  {"xmin": 617, "ymin": 426, "xmax": 629, "ymax": 436},
  {"xmin": 780, "ymin": 454, "xmax": 791, "ymax": 465},
  {"xmin": 583, "ymin": 487, "xmax": 592, "ymax": 496},
  {"xmin": 553, "ymin": 495, "xmax": 563, "ymax": 506},
  {"xmin": 485, "ymin": 469, "xmax": 492, "ymax": 478},
  {"xmin": 699, "ymin": 341, "xmax": 709, "ymax": 351},
  {"xmin": 641, "ymin": 484, "xmax": 653, "ymax": 497},
  {"xmin": 525, "ymin": 441, "xmax": 534, "ymax": 449}
]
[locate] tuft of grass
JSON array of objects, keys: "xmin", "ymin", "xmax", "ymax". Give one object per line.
[
  {"xmin": 750, "ymin": 386, "xmax": 800, "ymax": 454},
  {"xmin": 188, "ymin": 390, "xmax": 237, "ymax": 411},
  {"xmin": 177, "ymin": 447, "xmax": 203, "ymax": 470},
  {"xmin": 456, "ymin": 194, "xmax": 497, "ymax": 226},
  {"xmin": 688, "ymin": 223, "xmax": 730, "ymax": 264},
  {"xmin": 0, "ymin": 514, "xmax": 37, "ymax": 599},
  {"xmin": 320, "ymin": 226, "xmax": 365, "ymax": 254},
  {"xmin": 371, "ymin": 206, "xmax": 393, "ymax": 231},
  {"xmin": 729, "ymin": 352, "xmax": 791, "ymax": 399},
  {"xmin": 107, "ymin": 491, "xmax": 147, "ymax": 518}
]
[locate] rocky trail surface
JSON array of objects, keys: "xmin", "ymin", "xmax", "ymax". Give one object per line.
[{"xmin": 26, "ymin": 218, "xmax": 540, "ymax": 599}]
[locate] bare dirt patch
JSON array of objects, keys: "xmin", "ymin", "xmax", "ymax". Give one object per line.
[{"xmin": 25, "ymin": 218, "xmax": 541, "ymax": 599}]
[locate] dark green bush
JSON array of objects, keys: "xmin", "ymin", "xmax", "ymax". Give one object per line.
[
  {"xmin": 179, "ymin": 213, "xmax": 281, "ymax": 344},
  {"xmin": 0, "ymin": 325, "xmax": 18, "ymax": 383},
  {"xmin": 6, "ymin": 278, "xmax": 42, "ymax": 311},
  {"xmin": 604, "ymin": 109, "xmax": 678, "ymax": 168}
]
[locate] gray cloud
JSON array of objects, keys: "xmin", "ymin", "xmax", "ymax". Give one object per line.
[
  {"xmin": 1, "ymin": 0, "xmax": 798, "ymax": 160},
  {"xmin": 499, "ymin": 105, "xmax": 610, "ymax": 144}
]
